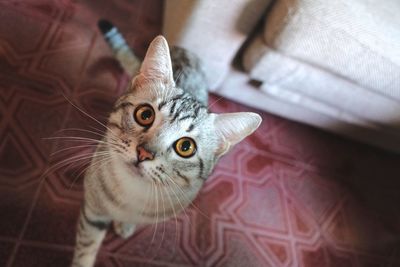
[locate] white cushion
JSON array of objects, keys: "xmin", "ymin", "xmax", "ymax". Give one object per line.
[
  {"xmin": 244, "ymin": 37, "xmax": 400, "ymax": 133},
  {"xmin": 241, "ymin": 0, "xmax": 400, "ymax": 150},
  {"xmin": 212, "ymin": 68, "xmax": 400, "ymax": 152},
  {"xmin": 163, "ymin": 0, "xmax": 272, "ymax": 89},
  {"xmin": 256, "ymin": 0, "xmax": 400, "ymax": 100}
]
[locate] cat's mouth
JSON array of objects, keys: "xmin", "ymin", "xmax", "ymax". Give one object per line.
[
  {"xmin": 132, "ymin": 160, "xmax": 140, "ymax": 168},
  {"xmin": 127, "ymin": 161, "xmax": 156, "ymax": 182},
  {"xmin": 129, "ymin": 160, "xmax": 153, "ymax": 179},
  {"xmin": 125, "ymin": 159, "xmax": 141, "ymax": 176}
]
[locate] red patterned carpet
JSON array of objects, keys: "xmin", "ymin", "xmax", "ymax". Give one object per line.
[{"xmin": 1, "ymin": 1, "xmax": 400, "ymax": 266}]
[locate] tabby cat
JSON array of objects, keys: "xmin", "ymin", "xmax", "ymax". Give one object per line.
[{"xmin": 71, "ymin": 20, "xmax": 262, "ymax": 267}]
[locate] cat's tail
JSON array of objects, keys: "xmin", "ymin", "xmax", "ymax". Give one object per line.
[{"xmin": 97, "ymin": 19, "xmax": 141, "ymax": 76}]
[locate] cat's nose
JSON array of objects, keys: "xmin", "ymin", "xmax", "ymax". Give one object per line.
[{"xmin": 137, "ymin": 145, "xmax": 154, "ymax": 162}]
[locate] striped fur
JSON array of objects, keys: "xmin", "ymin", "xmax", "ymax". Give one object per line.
[{"xmin": 71, "ymin": 21, "xmax": 262, "ymax": 267}]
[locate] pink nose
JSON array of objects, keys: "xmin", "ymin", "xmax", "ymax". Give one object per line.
[{"xmin": 137, "ymin": 146, "xmax": 154, "ymax": 162}]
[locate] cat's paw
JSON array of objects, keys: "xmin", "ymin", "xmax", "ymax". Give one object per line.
[{"xmin": 113, "ymin": 221, "xmax": 136, "ymax": 239}]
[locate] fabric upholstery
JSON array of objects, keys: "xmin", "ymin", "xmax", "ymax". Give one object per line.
[
  {"xmin": 163, "ymin": 0, "xmax": 272, "ymax": 89},
  {"xmin": 244, "ymin": 36, "xmax": 400, "ymax": 131},
  {"xmin": 212, "ymin": 68, "xmax": 400, "ymax": 152},
  {"xmin": 242, "ymin": 0, "xmax": 400, "ymax": 151},
  {"xmin": 259, "ymin": 0, "xmax": 400, "ymax": 99}
]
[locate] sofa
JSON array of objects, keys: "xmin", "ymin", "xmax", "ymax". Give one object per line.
[{"xmin": 163, "ymin": 0, "xmax": 400, "ymax": 153}]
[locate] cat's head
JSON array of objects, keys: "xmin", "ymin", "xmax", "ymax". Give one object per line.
[{"xmin": 106, "ymin": 36, "xmax": 261, "ymax": 189}]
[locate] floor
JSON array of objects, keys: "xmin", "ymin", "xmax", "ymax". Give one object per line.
[{"xmin": 1, "ymin": 0, "xmax": 400, "ymax": 266}]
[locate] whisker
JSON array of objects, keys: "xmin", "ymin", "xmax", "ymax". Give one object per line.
[
  {"xmin": 44, "ymin": 136, "xmax": 111, "ymax": 145},
  {"xmin": 48, "ymin": 152, "xmax": 111, "ymax": 178},
  {"xmin": 48, "ymin": 151, "xmax": 109, "ymax": 170},
  {"xmin": 164, "ymin": 172, "xmax": 210, "ymax": 220},
  {"xmin": 45, "ymin": 136, "xmax": 123, "ymax": 151},
  {"xmin": 68, "ymin": 156, "xmax": 113, "ymax": 190},
  {"xmin": 174, "ymin": 70, "xmax": 183, "ymax": 84},
  {"xmin": 156, "ymin": 180, "xmax": 167, "ymax": 255},
  {"xmin": 162, "ymin": 175, "xmax": 192, "ymax": 227},
  {"xmin": 144, "ymin": 178, "xmax": 156, "ymax": 255},
  {"xmin": 88, "ymin": 125, "xmax": 113, "ymax": 136},
  {"xmin": 54, "ymin": 127, "xmax": 106, "ymax": 138},
  {"xmin": 139, "ymin": 176, "xmax": 153, "ymax": 217},
  {"xmin": 61, "ymin": 92, "xmax": 120, "ymax": 140},
  {"xmin": 161, "ymin": 182, "xmax": 179, "ymax": 250},
  {"xmin": 50, "ymin": 144, "xmax": 99, "ymax": 156},
  {"xmin": 151, "ymin": 182, "xmax": 160, "ymax": 246},
  {"xmin": 208, "ymin": 95, "xmax": 225, "ymax": 110},
  {"xmin": 40, "ymin": 152, "xmax": 111, "ymax": 186},
  {"xmin": 65, "ymin": 154, "xmax": 99, "ymax": 176}
]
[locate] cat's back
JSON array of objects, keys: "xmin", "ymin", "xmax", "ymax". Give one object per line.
[{"xmin": 170, "ymin": 47, "xmax": 208, "ymax": 106}]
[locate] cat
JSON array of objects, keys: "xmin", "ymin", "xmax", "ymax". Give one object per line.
[{"xmin": 71, "ymin": 20, "xmax": 262, "ymax": 267}]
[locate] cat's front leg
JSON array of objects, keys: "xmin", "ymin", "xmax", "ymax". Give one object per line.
[{"xmin": 71, "ymin": 204, "xmax": 110, "ymax": 267}]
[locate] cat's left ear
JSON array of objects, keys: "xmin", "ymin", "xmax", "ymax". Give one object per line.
[
  {"xmin": 213, "ymin": 112, "xmax": 262, "ymax": 157},
  {"xmin": 135, "ymin": 35, "xmax": 174, "ymax": 85}
]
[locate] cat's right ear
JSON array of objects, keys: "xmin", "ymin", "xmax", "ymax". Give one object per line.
[
  {"xmin": 213, "ymin": 112, "xmax": 262, "ymax": 157},
  {"xmin": 133, "ymin": 36, "xmax": 174, "ymax": 88}
]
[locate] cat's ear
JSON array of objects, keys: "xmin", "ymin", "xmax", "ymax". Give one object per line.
[
  {"xmin": 136, "ymin": 35, "xmax": 174, "ymax": 85},
  {"xmin": 213, "ymin": 112, "xmax": 262, "ymax": 157}
]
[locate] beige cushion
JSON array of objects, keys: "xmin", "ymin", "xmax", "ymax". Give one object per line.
[
  {"xmin": 212, "ymin": 68, "xmax": 400, "ymax": 152},
  {"xmin": 257, "ymin": 0, "xmax": 400, "ymax": 99},
  {"xmin": 244, "ymin": 35, "xmax": 400, "ymax": 133},
  {"xmin": 163, "ymin": 0, "xmax": 272, "ymax": 89},
  {"xmin": 242, "ymin": 0, "xmax": 400, "ymax": 150}
]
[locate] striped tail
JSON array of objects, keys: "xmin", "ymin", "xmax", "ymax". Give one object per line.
[{"xmin": 97, "ymin": 19, "xmax": 141, "ymax": 76}]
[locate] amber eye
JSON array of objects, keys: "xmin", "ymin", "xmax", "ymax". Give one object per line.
[
  {"xmin": 134, "ymin": 104, "xmax": 155, "ymax": 127},
  {"xmin": 174, "ymin": 137, "xmax": 197, "ymax": 158}
]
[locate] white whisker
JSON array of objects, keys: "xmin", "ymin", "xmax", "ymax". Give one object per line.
[
  {"xmin": 162, "ymin": 175, "xmax": 192, "ymax": 228},
  {"xmin": 50, "ymin": 144, "xmax": 99, "ymax": 156},
  {"xmin": 157, "ymin": 180, "xmax": 167, "ymax": 255},
  {"xmin": 61, "ymin": 93, "xmax": 120, "ymax": 141},
  {"xmin": 151, "ymin": 181, "xmax": 160, "ymax": 246},
  {"xmin": 165, "ymin": 172, "xmax": 210, "ymax": 220},
  {"xmin": 68, "ymin": 156, "xmax": 114, "ymax": 190},
  {"xmin": 161, "ymin": 182, "xmax": 179, "ymax": 250}
]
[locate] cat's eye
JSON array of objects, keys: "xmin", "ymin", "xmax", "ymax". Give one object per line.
[
  {"xmin": 134, "ymin": 104, "xmax": 155, "ymax": 127},
  {"xmin": 174, "ymin": 137, "xmax": 196, "ymax": 158}
]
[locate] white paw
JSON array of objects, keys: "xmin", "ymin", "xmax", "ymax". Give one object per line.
[{"xmin": 113, "ymin": 221, "xmax": 136, "ymax": 239}]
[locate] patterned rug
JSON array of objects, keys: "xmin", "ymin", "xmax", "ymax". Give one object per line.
[{"xmin": 1, "ymin": 1, "xmax": 400, "ymax": 266}]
